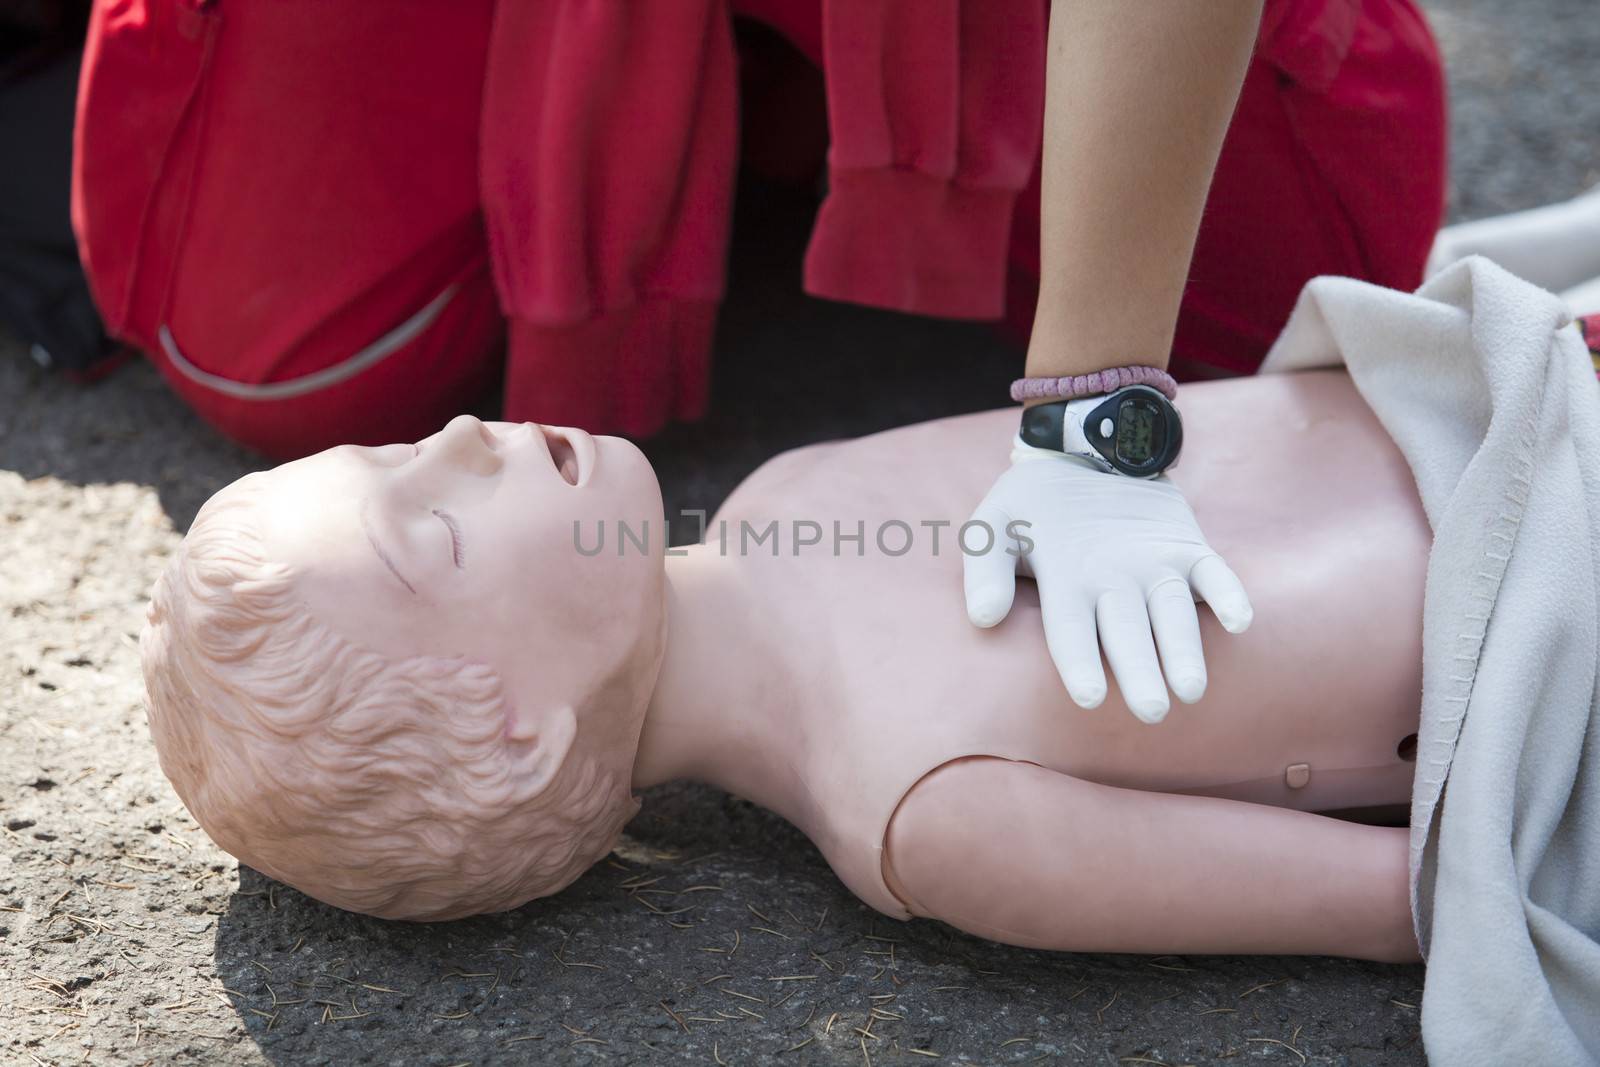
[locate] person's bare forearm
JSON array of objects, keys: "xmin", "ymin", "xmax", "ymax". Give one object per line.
[{"xmin": 1026, "ymin": 1, "xmax": 1264, "ymax": 381}]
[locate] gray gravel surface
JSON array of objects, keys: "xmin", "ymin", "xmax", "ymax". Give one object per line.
[{"xmin": 3, "ymin": 3, "xmax": 1596, "ymax": 1064}]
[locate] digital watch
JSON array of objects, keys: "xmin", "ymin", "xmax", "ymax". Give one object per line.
[{"xmin": 1018, "ymin": 384, "xmax": 1183, "ymax": 478}]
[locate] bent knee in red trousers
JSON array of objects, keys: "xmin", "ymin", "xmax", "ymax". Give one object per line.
[{"xmin": 73, "ymin": 0, "xmax": 503, "ymax": 459}]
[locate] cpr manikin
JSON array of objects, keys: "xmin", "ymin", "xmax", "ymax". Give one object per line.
[{"xmin": 142, "ymin": 369, "xmax": 1428, "ymax": 963}]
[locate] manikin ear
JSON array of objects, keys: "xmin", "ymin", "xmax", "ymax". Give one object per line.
[{"xmin": 506, "ymin": 704, "xmax": 577, "ymax": 794}]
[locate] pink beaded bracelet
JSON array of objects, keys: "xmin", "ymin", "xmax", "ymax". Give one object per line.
[{"xmin": 1010, "ymin": 364, "xmax": 1178, "ymax": 403}]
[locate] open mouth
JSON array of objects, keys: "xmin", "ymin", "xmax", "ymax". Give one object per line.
[{"xmin": 538, "ymin": 425, "xmax": 583, "ymax": 486}]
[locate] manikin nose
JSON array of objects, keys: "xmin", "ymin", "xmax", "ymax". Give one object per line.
[{"xmin": 423, "ymin": 415, "xmax": 503, "ymax": 475}]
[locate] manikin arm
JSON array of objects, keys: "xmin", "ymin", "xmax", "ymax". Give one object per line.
[{"xmin": 882, "ymin": 757, "xmax": 1418, "ymax": 963}]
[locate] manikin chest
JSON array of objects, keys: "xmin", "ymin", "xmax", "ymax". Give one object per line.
[{"xmin": 703, "ymin": 387, "xmax": 1430, "ymax": 917}]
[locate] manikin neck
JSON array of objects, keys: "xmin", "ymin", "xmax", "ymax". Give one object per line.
[{"xmin": 630, "ymin": 545, "xmax": 809, "ymax": 816}]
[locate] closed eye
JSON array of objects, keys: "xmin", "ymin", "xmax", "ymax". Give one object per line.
[{"xmin": 431, "ymin": 508, "xmax": 465, "ymax": 569}]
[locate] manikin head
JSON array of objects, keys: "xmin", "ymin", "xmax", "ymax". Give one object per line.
[{"xmin": 141, "ymin": 416, "xmax": 667, "ymax": 920}]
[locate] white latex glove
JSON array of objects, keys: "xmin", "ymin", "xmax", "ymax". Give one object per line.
[{"xmin": 963, "ymin": 437, "xmax": 1252, "ymax": 723}]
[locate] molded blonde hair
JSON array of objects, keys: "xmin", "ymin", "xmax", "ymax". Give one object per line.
[{"xmin": 141, "ymin": 478, "xmax": 639, "ymax": 920}]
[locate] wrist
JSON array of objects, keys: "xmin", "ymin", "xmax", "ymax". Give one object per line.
[
  {"xmin": 1024, "ymin": 315, "xmax": 1175, "ymax": 382},
  {"xmin": 1010, "ymin": 433, "xmax": 1103, "ymax": 470},
  {"xmin": 1011, "ymin": 365, "xmax": 1178, "ymax": 405}
]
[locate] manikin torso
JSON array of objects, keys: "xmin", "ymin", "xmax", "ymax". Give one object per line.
[{"xmin": 640, "ymin": 370, "xmax": 1429, "ymax": 920}]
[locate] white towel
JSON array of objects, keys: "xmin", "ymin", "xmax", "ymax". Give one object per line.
[
  {"xmin": 1425, "ymin": 185, "xmax": 1600, "ymax": 295},
  {"xmin": 1260, "ymin": 257, "xmax": 1600, "ymax": 1066},
  {"xmin": 1562, "ymin": 276, "xmax": 1600, "ymax": 319}
]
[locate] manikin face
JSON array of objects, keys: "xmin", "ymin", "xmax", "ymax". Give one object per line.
[{"xmin": 249, "ymin": 415, "xmax": 667, "ymax": 766}]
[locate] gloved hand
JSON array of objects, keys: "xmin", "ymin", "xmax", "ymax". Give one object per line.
[{"xmin": 963, "ymin": 437, "xmax": 1252, "ymax": 723}]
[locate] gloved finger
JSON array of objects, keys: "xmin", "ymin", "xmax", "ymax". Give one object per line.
[
  {"xmin": 1148, "ymin": 576, "xmax": 1207, "ymax": 704},
  {"xmin": 1096, "ymin": 587, "xmax": 1170, "ymax": 724},
  {"xmin": 1038, "ymin": 582, "xmax": 1107, "ymax": 709},
  {"xmin": 1189, "ymin": 554, "xmax": 1254, "ymax": 634},
  {"xmin": 962, "ymin": 502, "xmax": 1019, "ymax": 628}
]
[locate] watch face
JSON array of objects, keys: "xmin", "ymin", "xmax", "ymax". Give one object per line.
[
  {"xmin": 1026, "ymin": 386, "xmax": 1181, "ymax": 477},
  {"xmin": 1115, "ymin": 397, "xmax": 1164, "ymax": 468}
]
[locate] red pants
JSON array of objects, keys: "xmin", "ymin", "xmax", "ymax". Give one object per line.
[{"xmin": 73, "ymin": 0, "xmax": 1444, "ymax": 459}]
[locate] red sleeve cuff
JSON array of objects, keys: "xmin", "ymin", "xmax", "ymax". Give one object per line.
[{"xmin": 803, "ymin": 167, "xmax": 1017, "ymax": 321}]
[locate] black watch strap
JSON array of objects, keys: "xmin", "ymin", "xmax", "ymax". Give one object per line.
[{"xmin": 1018, "ymin": 401, "xmax": 1068, "ymax": 452}]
